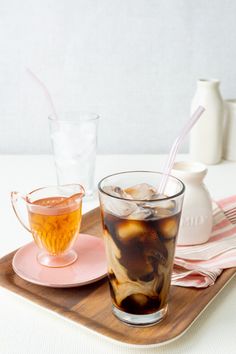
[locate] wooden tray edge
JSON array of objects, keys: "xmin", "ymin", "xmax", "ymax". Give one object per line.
[
  {"xmin": 1, "ymin": 204, "xmax": 236, "ymax": 347},
  {"xmin": 1, "ymin": 271, "xmax": 235, "ymax": 348}
]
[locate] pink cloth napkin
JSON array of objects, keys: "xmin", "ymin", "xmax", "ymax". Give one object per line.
[{"xmin": 171, "ymin": 195, "xmax": 236, "ymax": 288}]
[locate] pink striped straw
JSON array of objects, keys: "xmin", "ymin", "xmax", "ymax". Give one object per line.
[
  {"xmin": 26, "ymin": 67, "xmax": 58, "ymax": 120},
  {"xmin": 158, "ymin": 106, "xmax": 205, "ymax": 195}
]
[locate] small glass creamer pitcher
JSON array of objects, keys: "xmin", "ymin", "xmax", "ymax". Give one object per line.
[{"xmin": 11, "ymin": 184, "xmax": 84, "ymax": 267}]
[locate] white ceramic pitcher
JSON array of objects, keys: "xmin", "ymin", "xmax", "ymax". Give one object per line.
[{"xmin": 172, "ymin": 161, "xmax": 212, "ymax": 245}]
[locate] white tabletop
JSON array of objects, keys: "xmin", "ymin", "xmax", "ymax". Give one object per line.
[{"xmin": 0, "ymin": 154, "xmax": 236, "ymax": 354}]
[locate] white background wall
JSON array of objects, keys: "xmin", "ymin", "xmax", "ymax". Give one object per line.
[{"xmin": 0, "ymin": 0, "xmax": 235, "ymax": 154}]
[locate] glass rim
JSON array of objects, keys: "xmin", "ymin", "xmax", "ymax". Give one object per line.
[
  {"xmin": 26, "ymin": 183, "xmax": 85, "ymax": 207},
  {"xmin": 98, "ymin": 170, "xmax": 185, "ymax": 202},
  {"xmin": 48, "ymin": 111, "xmax": 100, "ymax": 123}
]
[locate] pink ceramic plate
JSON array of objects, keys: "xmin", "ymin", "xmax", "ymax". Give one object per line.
[{"xmin": 12, "ymin": 234, "xmax": 107, "ymax": 287}]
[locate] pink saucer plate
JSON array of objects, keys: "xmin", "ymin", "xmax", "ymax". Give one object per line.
[{"xmin": 12, "ymin": 233, "xmax": 107, "ymax": 288}]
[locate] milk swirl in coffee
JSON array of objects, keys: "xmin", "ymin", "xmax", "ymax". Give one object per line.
[{"xmin": 100, "ymin": 184, "xmax": 181, "ymax": 315}]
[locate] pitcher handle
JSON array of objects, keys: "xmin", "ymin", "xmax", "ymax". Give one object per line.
[{"xmin": 11, "ymin": 191, "xmax": 31, "ymax": 232}]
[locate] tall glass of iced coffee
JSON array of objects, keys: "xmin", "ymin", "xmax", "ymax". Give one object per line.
[{"xmin": 98, "ymin": 171, "xmax": 185, "ymax": 326}]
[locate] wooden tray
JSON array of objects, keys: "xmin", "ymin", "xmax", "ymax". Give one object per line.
[{"xmin": 0, "ymin": 207, "xmax": 235, "ymax": 347}]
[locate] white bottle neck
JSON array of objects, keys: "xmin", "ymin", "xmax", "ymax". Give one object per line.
[{"xmin": 197, "ymin": 79, "xmax": 220, "ymax": 91}]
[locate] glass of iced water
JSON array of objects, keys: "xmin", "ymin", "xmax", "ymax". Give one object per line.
[{"xmin": 49, "ymin": 112, "xmax": 99, "ymax": 198}]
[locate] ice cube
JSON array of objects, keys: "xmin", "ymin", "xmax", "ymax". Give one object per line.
[
  {"xmin": 127, "ymin": 207, "xmax": 153, "ymax": 220},
  {"xmin": 140, "ymin": 199, "xmax": 175, "ymax": 219},
  {"xmin": 125, "ymin": 183, "xmax": 157, "ymax": 200},
  {"xmin": 158, "ymin": 200, "xmax": 176, "ymax": 210},
  {"xmin": 153, "ymin": 207, "xmax": 172, "ymax": 218},
  {"xmin": 158, "ymin": 216, "xmax": 179, "ymax": 239},
  {"xmin": 102, "ymin": 186, "xmax": 138, "ymax": 217},
  {"xmin": 51, "ymin": 122, "xmax": 97, "ymax": 159},
  {"xmin": 102, "ymin": 185, "xmax": 130, "ymax": 198},
  {"xmin": 116, "ymin": 220, "xmax": 149, "ymax": 242},
  {"xmin": 104, "ymin": 198, "xmax": 137, "ymax": 217},
  {"xmin": 51, "ymin": 131, "xmax": 75, "ymax": 158}
]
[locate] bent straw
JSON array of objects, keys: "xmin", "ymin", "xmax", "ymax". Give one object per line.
[
  {"xmin": 26, "ymin": 67, "xmax": 58, "ymax": 120},
  {"xmin": 158, "ymin": 106, "xmax": 205, "ymax": 194}
]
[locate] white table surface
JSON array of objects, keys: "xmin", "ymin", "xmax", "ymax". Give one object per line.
[{"xmin": 0, "ymin": 154, "xmax": 236, "ymax": 354}]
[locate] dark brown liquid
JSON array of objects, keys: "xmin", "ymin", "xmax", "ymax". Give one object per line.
[{"xmin": 102, "ymin": 211, "xmax": 181, "ymax": 315}]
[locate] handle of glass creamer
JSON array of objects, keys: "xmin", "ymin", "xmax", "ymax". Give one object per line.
[{"xmin": 11, "ymin": 191, "xmax": 31, "ymax": 232}]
